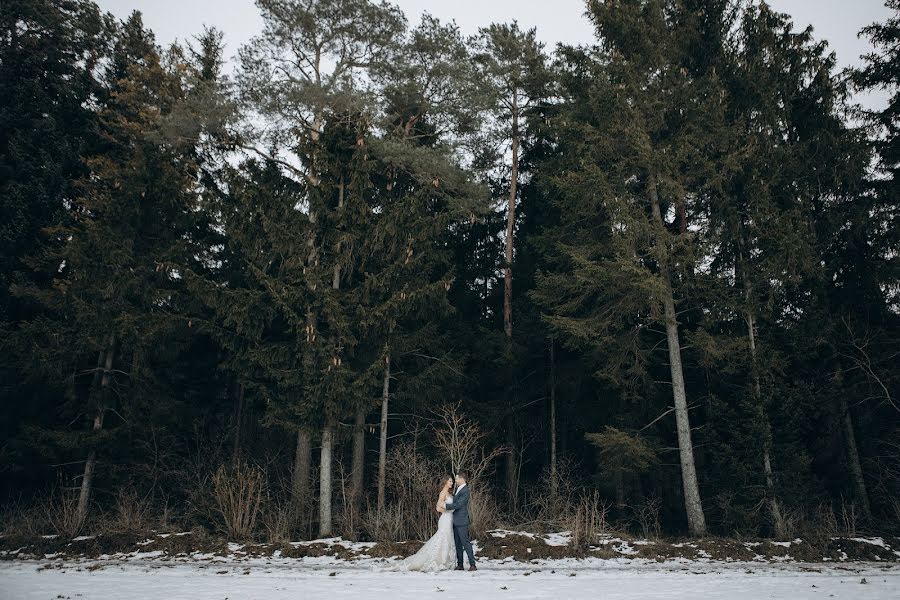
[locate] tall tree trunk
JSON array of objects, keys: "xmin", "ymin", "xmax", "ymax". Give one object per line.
[
  {"xmin": 503, "ymin": 95, "xmax": 520, "ymax": 506},
  {"xmin": 745, "ymin": 298, "xmax": 784, "ymax": 536},
  {"xmin": 75, "ymin": 333, "xmax": 116, "ymax": 532},
  {"xmin": 549, "ymin": 338, "xmax": 558, "ymax": 498},
  {"xmin": 648, "ymin": 174, "xmax": 707, "ymax": 537},
  {"xmin": 349, "ymin": 406, "xmax": 365, "ymax": 517},
  {"xmin": 739, "ymin": 229, "xmax": 784, "ymax": 536},
  {"xmin": 840, "ymin": 396, "xmax": 872, "ymax": 522},
  {"xmin": 317, "ymin": 176, "xmax": 346, "ymax": 538},
  {"xmin": 319, "ymin": 422, "xmax": 334, "ymax": 537},
  {"xmin": 292, "ymin": 427, "xmax": 311, "ymax": 505},
  {"xmin": 377, "ymin": 351, "xmax": 390, "ymax": 513}
]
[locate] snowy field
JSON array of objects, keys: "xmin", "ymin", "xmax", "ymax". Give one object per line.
[
  {"xmin": 2, "ymin": 557, "xmax": 899, "ymax": 600},
  {"xmin": 2, "ymin": 533, "xmax": 899, "ymax": 599}
]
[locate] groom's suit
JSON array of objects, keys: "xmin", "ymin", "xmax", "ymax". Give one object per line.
[{"xmin": 444, "ymin": 484, "xmax": 476, "ymax": 567}]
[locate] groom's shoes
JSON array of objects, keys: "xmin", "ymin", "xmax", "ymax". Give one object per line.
[
  {"xmin": 454, "ymin": 565, "xmax": 465, "ymax": 571},
  {"xmin": 468, "ymin": 565, "xmax": 477, "ymax": 572}
]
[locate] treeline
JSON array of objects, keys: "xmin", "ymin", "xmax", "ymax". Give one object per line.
[{"xmin": 1, "ymin": 0, "xmax": 898, "ymax": 542}]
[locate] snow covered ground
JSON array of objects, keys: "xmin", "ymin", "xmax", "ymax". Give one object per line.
[
  {"xmin": 2, "ymin": 532, "xmax": 899, "ymax": 599},
  {"xmin": 2, "ymin": 555, "xmax": 899, "ymax": 600}
]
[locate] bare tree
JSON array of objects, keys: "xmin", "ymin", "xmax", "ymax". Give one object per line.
[{"xmin": 434, "ymin": 403, "xmax": 509, "ymax": 483}]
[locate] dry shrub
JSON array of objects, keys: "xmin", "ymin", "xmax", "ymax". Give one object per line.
[
  {"xmin": 800, "ymin": 499, "xmax": 859, "ymax": 540},
  {"xmin": 572, "ymin": 490, "xmax": 609, "ymax": 548},
  {"xmin": 468, "ymin": 485, "xmax": 500, "ymax": 539},
  {"xmin": 378, "ymin": 441, "xmax": 442, "ymax": 541},
  {"xmin": 335, "ymin": 460, "xmax": 363, "ymax": 541},
  {"xmin": 0, "ymin": 498, "xmax": 46, "ymax": 538},
  {"xmin": 212, "ymin": 460, "xmax": 265, "ymax": 540},
  {"xmin": 361, "ymin": 503, "xmax": 405, "ymax": 542},
  {"xmin": 44, "ymin": 485, "xmax": 83, "ymax": 538},
  {"xmin": 100, "ymin": 488, "xmax": 152, "ymax": 535},
  {"xmin": 891, "ymin": 497, "xmax": 900, "ymax": 531},
  {"xmin": 633, "ymin": 495, "xmax": 662, "ymax": 540},
  {"xmin": 261, "ymin": 501, "xmax": 294, "ymax": 544},
  {"xmin": 523, "ymin": 459, "xmax": 581, "ymax": 531}
]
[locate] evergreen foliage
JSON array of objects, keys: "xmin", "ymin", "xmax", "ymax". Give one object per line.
[{"xmin": 1, "ymin": 0, "xmax": 898, "ymax": 540}]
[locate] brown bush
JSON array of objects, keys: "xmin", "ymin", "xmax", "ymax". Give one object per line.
[
  {"xmin": 97, "ymin": 488, "xmax": 153, "ymax": 535},
  {"xmin": 212, "ymin": 460, "xmax": 265, "ymax": 540},
  {"xmin": 361, "ymin": 504, "xmax": 405, "ymax": 542},
  {"xmin": 44, "ymin": 486, "xmax": 83, "ymax": 538},
  {"xmin": 373, "ymin": 441, "xmax": 443, "ymax": 542},
  {"xmin": 571, "ymin": 491, "xmax": 609, "ymax": 548}
]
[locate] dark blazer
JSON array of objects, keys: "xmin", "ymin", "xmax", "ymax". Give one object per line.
[{"xmin": 445, "ymin": 484, "xmax": 471, "ymax": 527}]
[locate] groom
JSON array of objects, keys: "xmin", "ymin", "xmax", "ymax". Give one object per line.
[{"xmin": 444, "ymin": 472, "xmax": 477, "ymax": 571}]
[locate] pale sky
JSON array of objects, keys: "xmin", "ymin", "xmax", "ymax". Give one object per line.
[{"xmin": 94, "ymin": 0, "xmax": 893, "ymax": 110}]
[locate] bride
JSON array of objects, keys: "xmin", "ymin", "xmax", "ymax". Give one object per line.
[{"xmin": 390, "ymin": 475, "xmax": 456, "ymax": 572}]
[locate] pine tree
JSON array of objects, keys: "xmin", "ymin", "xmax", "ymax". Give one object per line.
[
  {"xmin": 367, "ymin": 13, "xmax": 486, "ymax": 514},
  {"xmin": 236, "ymin": 0, "xmax": 405, "ymax": 537},
  {"xmin": 8, "ymin": 11, "xmax": 205, "ymax": 531},
  {"xmin": 0, "ymin": 0, "xmax": 109, "ymax": 323},
  {"xmin": 470, "ymin": 22, "xmax": 552, "ymax": 507},
  {"xmin": 531, "ymin": 0, "xmax": 730, "ymax": 535}
]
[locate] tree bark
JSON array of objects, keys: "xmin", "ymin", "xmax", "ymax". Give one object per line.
[
  {"xmin": 292, "ymin": 427, "xmax": 311, "ymax": 505},
  {"xmin": 317, "ymin": 177, "xmax": 345, "ymax": 538},
  {"xmin": 75, "ymin": 333, "xmax": 116, "ymax": 532},
  {"xmin": 745, "ymin": 300, "xmax": 784, "ymax": 536},
  {"xmin": 349, "ymin": 406, "xmax": 365, "ymax": 516},
  {"xmin": 739, "ymin": 229, "xmax": 785, "ymax": 536},
  {"xmin": 503, "ymin": 95, "xmax": 520, "ymax": 506},
  {"xmin": 318, "ymin": 422, "xmax": 334, "ymax": 537},
  {"xmin": 648, "ymin": 174, "xmax": 707, "ymax": 537},
  {"xmin": 377, "ymin": 351, "xmax": 390, "ymax": 513},
  {"xmin": 840, "ymin": 396, "xmax": 872, "ymax": 521}
]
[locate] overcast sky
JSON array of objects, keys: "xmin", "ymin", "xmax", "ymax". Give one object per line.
[{"xmin": 94, "ymin": 0, "xmax": 893, "ymax": 110}]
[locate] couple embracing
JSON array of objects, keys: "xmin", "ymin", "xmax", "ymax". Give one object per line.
[{"xmin": 393, "ymin": 472, "xmax": 477, "ymax": 572}]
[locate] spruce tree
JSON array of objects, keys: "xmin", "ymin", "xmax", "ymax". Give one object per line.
[
  {"xmin": 236, "ymin": 0, "xmax": 405, "ymax": 537},
  {"xmin": 470, "ymin": 22, "xmax": 552, "ymax": 507},
  {"xmin": 532, "ymin": 0, "xmax": 729, "ymax": 535},
  {"xmin": 9, "ymin": 11, "xmax": 206, "ymax": 531}
]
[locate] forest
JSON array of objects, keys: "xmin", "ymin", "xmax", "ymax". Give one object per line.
[{"xmin": 1, "ymin": 0, "xmax": 898, "ymax": 548}]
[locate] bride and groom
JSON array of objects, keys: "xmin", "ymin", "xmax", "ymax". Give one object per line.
[{"xmin": 393, "ymin": 472, "xmax": 477, "ymax": 572}]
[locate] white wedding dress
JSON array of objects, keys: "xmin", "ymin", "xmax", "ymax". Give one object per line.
[{"xmin": 391, "ymin": 494, "xmax": 456, "ymax": 572}]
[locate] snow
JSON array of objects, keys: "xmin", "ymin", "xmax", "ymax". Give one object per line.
[
  {"xmin": 2, "ymin": 558, "xmax": 898, "ymax": 600},
  {"xmin": 3, "ymin": 532, "xmax": 899, "ymax": 599},
  {"xmin": 542, "ymin": 532, "xmax": 572, "ymax": 547}
]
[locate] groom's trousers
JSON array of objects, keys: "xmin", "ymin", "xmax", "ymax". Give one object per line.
[{"xmin": 453, "ymin": 524, "xmax": 476, "ymax": 567}]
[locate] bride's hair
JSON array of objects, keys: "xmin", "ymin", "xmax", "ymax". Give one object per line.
[{"xmin": 440, "ymin": 474, "xmax": 453, "ymax": 492}]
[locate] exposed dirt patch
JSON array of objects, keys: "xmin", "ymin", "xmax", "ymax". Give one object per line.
[
  {"xmin": 479, "ymin": 534, "xmax": 584, "ymax": 561},
  {"xmin": 366, "ymin": 541, "xmax": 423, "ymax": 559},
  {"xmin": 2, "ymin": 531, "xmax": 897, "ymax": 564}
]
